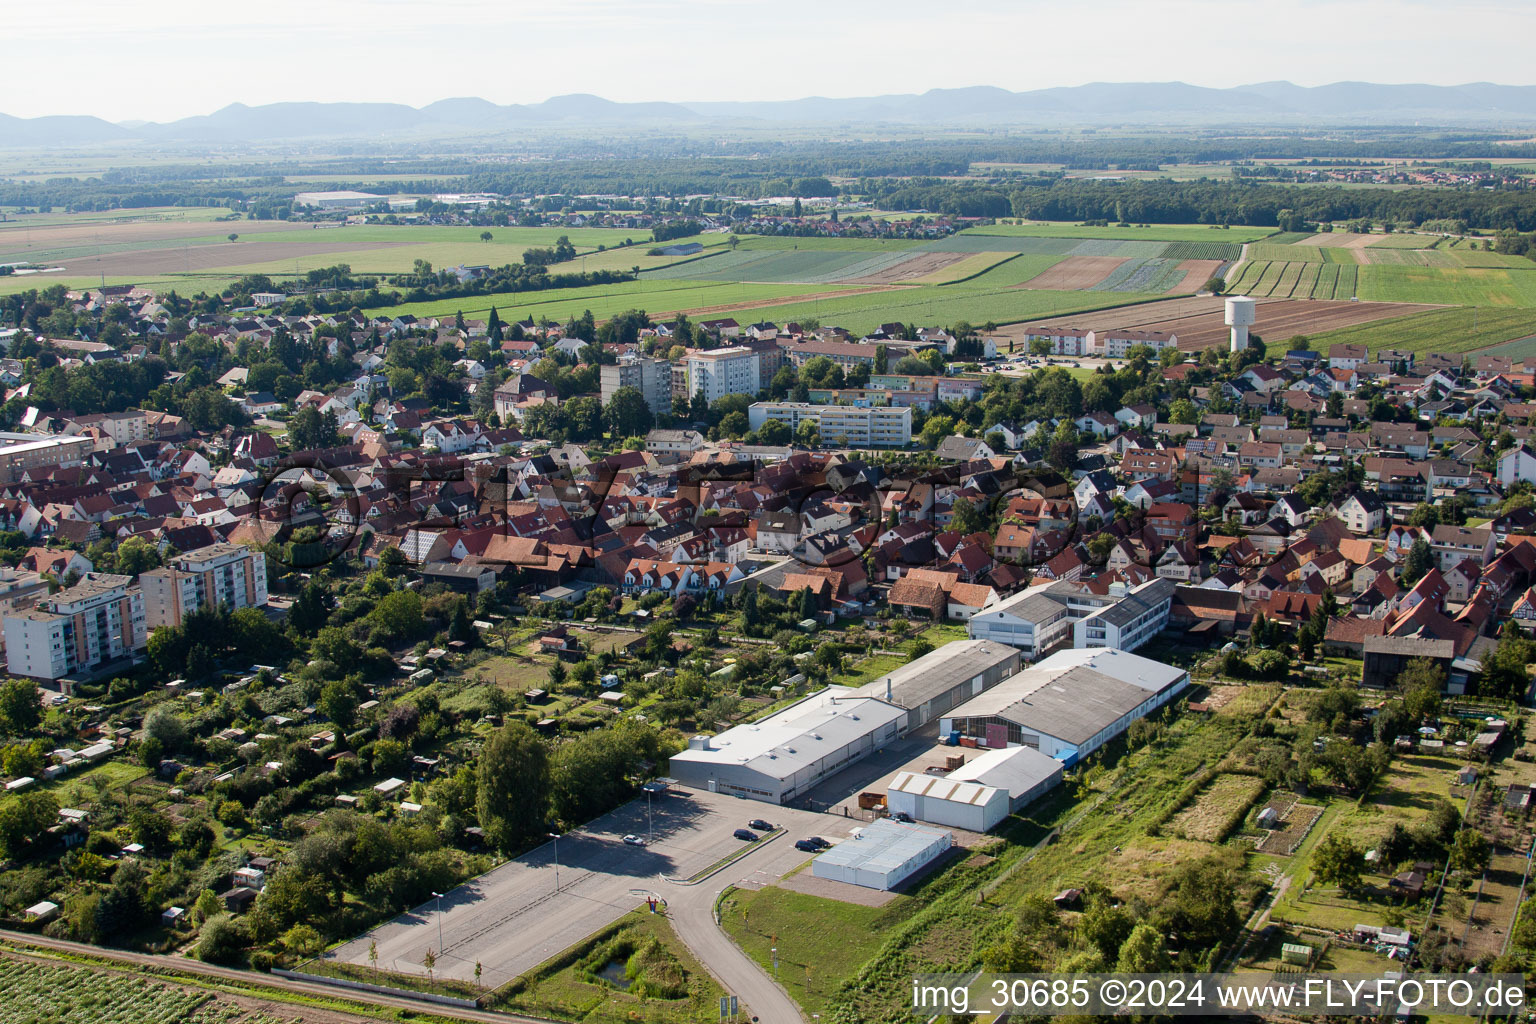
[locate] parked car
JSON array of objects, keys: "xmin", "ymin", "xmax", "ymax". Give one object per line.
[
  {"xmin": 622, "ymin": 834, "xmax": 644, "ymax": 846},
  {"xmin": 806, "ymin": 836, "xmax": 830, "ymax": 849},
  {"xmin": 748, "ymin": 818, "xmax": 774, "ymax": 831},
  {"xmin": 892, "ymin": 811, "xmax": 915, "ymax": 823},
  {"xmin": 732, "ymin": 829, "xmax": 759, "ymax": 842},
  {"xmin": 794, "ymin": 839, "xmax": 820, "ymax": 852}
]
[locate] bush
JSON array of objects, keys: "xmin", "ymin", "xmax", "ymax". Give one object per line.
[{"xmin": 196, "ymin": 914, "xmax": 247, "ymax": 963}]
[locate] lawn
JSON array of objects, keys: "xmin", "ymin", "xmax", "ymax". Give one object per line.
[
  {"xmin": 1302, "ymin": 305, "xmax": 1536, "ymax": 357},
  {"xmin": 496, "ymin": 909, "xmax": 725, "ymax": 1024},
  {"xmin": 961, "ymin": 222, "xmax": 1278, "ymax": 243},
  {"xmin": 719, "ymin": 885, "xmax": 916, "ymax": 1017}
]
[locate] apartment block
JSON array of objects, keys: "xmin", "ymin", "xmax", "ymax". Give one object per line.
[
  {"xmin": 747, "ymin": 402, "xmax": 912, "ymax": 447},
  {"xmin": 139, "ymin": 542, "xmax": 269, "ymax": 630},
  {"xmin": 4, "ymin": 573, "xmax": 147, "ymax": 682},
  {"xmin": 600, "ymin": 354, "xmax": 673, "ymax": 416},
  {"xmin": 685, "ymin": 347, "xmax": 760, "ymax": 403}
]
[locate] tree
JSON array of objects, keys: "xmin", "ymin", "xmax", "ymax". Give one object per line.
[
  {"xmin": 1169, "ymin": 398, "xmax": 1200, "ymax": 425},
  {"xmin": 0, "ymin": 790, "xmax": 56, "ymax": 857},
  {"xmin": 1450, "ymin": 828, "xmax": 1492, "ymax": 875},
  {"xmin": 480, "ymin": 231, "xmax": 493, "ymax": 242},
  {"xmin": 477, "ymin": 722, "xmax": 551, "ymax": 853},
  {"xmin": 755, "ymin": 417, "xmax": 791, "ymax": 446},
  {"xmin": 318, "ymin": 678, "xmax": 361, "ymax": 731},
  {"xmin": 1400, "ymin": 659, "xmax": 1445, "ymax": 719},
  {"xmin": 1402, "ymin": 538, "xmax": 1434, "ymax": 586},
  {"xmin": 143, "ymin": 704, "xmax": 188, "ymax": 750},
  {"xmin": 1481, "ymin": 623, "xmax": 1533, "ymax": 700},
  {"xmin": 0, "ymin": 678, "xmax": 40, "ymax": 734},
  {"xmin": 605, "ymin": 385, "xmax": 653, "ymax": 438},
  {"xmin": 1115, "ymin": 922, "xmax": 1171, "ymax": 973},
  {"xmin": 950, "ymin": 498, "xmax": 986, "ymax": 536},
  {"xmin": 1312, "ymin": 833, "xmax": 1365, "ymax": 892}
]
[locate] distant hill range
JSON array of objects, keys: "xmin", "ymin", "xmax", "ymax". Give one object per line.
[{"xmin": 8, "ymin": 81, "xmax": 1536, "ymax": 147}]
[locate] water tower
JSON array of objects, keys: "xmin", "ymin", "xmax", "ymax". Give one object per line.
[{"xmin": 1225, "ymin": 295, "xmax": 1256, "ymax": 353}]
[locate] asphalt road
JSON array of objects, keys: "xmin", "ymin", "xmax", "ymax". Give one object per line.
[{"xmin": 327, "ymin": 789, "xmax": 852, "ymax": 1020}]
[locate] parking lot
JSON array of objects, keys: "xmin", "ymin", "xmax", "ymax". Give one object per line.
[{"xmin": 324, "ymin": 789, "xmax": 851, "ymax": 988}]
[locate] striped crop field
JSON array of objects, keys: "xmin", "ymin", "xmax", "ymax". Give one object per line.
[
  {"xmin": 1159, "ymin": 241, "xmax": 1244, "ymax": 261},
  {"xmin": 1293, "ymin": 262, "xmax": 1321, "ymax": 297},
  {"xmin": 1273, "ymin": 261, "xmax": 1305, "ymax": 296}
]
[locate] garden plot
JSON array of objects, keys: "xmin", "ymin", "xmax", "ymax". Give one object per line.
[
  {"xmin": 1090, "ymin": 257, "xmax": 1190, "ymax": 293},
  {"xmin": 1169, "ymin": 774, "xmax": 1267, "ymax": 842},
  {"xmin": 1254, "ymin": 800, "xmax": 1324, "ymax": 855}
]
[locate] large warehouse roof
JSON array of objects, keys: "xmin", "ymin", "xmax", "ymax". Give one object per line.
[
  {"xmin": 814, "ymin": 819, "xmax": 952, "ymax": 875},
  {"xmin": 945, "ymin": 647, "xmax": 1187, "ymax": 744},
  {"xmin": 670, "ymin": 689, "xmax": 905, "ymax": 784},
  {"xmin": 846, "ymin": 638, "xmax": 1018, "ymax": 709}
]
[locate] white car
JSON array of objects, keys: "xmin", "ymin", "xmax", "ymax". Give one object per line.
[{"xmin": 622, "ymin": 834, "xmax": 644, "ymax": 846}]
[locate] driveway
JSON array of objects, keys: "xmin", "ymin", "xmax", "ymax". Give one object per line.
[{"xmin": 326, "ymin": 788, "xmax": 849, "ymax": 1022}]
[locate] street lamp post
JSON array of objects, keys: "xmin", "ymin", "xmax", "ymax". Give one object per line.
[
  {"xmin": 548, "ymin": 832, "xmax": 561, "ymax": 891},
  {"xmin": 431, "ymin": 891, "xmax": 443, "ymax": 957},
  {"xmin": 646, "ymin": 791, "xmax": 653, "ymax": 843}
]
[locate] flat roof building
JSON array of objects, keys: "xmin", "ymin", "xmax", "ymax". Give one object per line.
[
  {"xmin": 747, "ymin": 402, "xmax": 912, "ymax": 448},
  {"xmin": 139, "ymin": 542, "xmax": 268, "ymax": 630},
  {"xmin": 846, "ymin": 639, "xmax": 1020, "ymax": 730},
  {"xmin": 668, "ymin": 688, "xmax": 906, "ymax": 803},
  {"xmin": 941, "ymin": 647, "xmax": 1188, "ymax": 767},
  {"xmin": 968, "ymin": 577, "xmax": 1174, "ymax": 659},
  {"xmin": 293, "ymin": 191, "xmax": 386, "ymax": 210},
  {"xmin": 3, "ymin": 572, "xmax": 146, "ymax": 682},
  {"xmin": 812, "ymin": 818, "xmax": 952, "ymax": 890}
]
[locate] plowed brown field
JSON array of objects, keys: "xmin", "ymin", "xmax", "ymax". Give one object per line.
[
  {"xmin": 1002, "ymin": 296, "xmax": 1443, "ymax": 351},
  {"xmin": 1014, "ymin": 255, "xmax": 1127, "ymax": 290}
]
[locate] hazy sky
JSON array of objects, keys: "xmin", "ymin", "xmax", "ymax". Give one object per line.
[{"xmin": 10, "ymin": 0, "xmax": 1536, "ymax": 122}]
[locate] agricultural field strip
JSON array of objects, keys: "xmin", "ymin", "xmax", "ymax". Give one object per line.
[
  {"xmin": 1304, "ymin": 305, "xmax": 1536, "ymax": 356},
  {"xmin": 959, "ymin": 223, "xmax": 1277, "ymax": 242}
]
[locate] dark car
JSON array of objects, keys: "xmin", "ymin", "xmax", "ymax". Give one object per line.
[
  {"xmin": 748, "ymin": 818, "xmax": 774, "ymax": 831},
  {"xmin": 733, "ymin": 828, "xmax": 759, "ymax": 841},
  {"xmin": 892, "ymin": 811, "xmax": 915, "ymax": 823},
  {"xmin": 794, "ymin": 839, "xmax": 820, "ymax": 852},
  {"xmin": 806, "ymin": 836, "xmax": 830, "ymax": 849}
]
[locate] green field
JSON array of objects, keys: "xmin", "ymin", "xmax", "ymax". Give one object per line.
[
  {"xmin": 1365, "ymin": 232, "xmax": 1447, "ymax": 248},
  {"xmin": 720, "ymin": 886, "xmax": 915, "ymax": 1016},
  {"xmin": 1246, "ymin": 243, "xmax": 1360, "ymax": 264},
  {"xmin": 1357, "ymin": 264, "xmax": 1536, "ymax": 306},
  {"xmin": 962, "ymin": 222, "xmax": 1277, "ymax": 243},
  {"xmin": 1302, "ymin": 306, "xmax": 1536, "ymax": 357},
  {"xmin": 959, "ymin": 253, "xmax": 1069, "ymax": 287}
]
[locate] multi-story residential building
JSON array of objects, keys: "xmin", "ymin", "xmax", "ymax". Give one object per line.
[
  {"xmin": 1088, "ymin": 329, "xmax": 1178, "ymax": 357},
  {"xmin": 967, "ymin": 577, "xmax": 1174, "ymax": 659},
  {"xmin": 139, "ymin": 543, "xmax": 269, "ymax": 629},
  {"xmin": 0, "ymin": 433, "xmax": 95, "ymax": 483},
  {"xmin": 746, "ymin": 402, "xmax": 912, "ymax": 447},
  {"xmin": 685, "ymin": 347, "xmax": 760, "ymax": 403},
  {"xmin": 4, "ymin": 573, "xmax": 147, "ymax": 682},
  {"xmin": 600, "ymin": 354, "xmax": 673, "ymax": 416}
]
